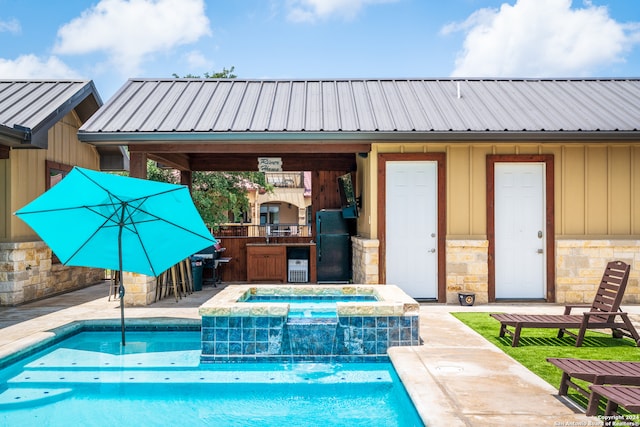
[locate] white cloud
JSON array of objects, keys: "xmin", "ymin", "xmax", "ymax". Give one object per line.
[
  {"xmin": 183, "ymin": 50, "xmax": 214, "ymax": 72},
  {"xmin": 0, "ymin": 55, "xmax": 82, "ymax": 79},
  {"xmin": 53, "ymin": 0, "xmax": 211, "ymax": 75},
  {"xmin": 0, "ymin": 18, "xmax": 21, "ymax": 34},
  {"xmin": 445, "ymin": 0, "xmax": 640, "ymax": 77},
  {"xmin": 286, "ymin": 0, "xmax": 398, "ymax": 23}
]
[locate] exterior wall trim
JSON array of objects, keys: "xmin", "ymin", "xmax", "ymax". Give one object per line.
[
  {"xmin": 486, "ymin": 154, "xmax": 556, "ymax": 302},
  {"xmin": 377, "ymin": 152, "xmax": 447, "ymax": 302}
]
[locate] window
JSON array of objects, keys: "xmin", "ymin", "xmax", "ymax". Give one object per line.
[
  {"xmin": 260, "ymin": 204, "xmax": 280, "ymax": 225},
  {"xmin": 46, "ymin": 161, "xmax": 73, "ymax": 190},
  {"xmin": 44, "ymin": 161, "xmax": 73, "ymax": 264}
]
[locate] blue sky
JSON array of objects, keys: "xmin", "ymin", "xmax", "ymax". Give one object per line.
[{"xmin": 1, "ymin": 0, "xmax": 639, "ymax": 101}]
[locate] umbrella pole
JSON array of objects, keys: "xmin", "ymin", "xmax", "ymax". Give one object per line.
[{"xmin": 118, "ymin": 205, "xmax": 126, "ymax": 346}]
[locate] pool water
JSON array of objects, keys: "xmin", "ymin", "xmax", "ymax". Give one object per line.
[
  {"xmin": 244, "ymin": 295, "xmax": 378, "ymax": 318},
  {"xmin": 0, "ymin": 330, "xmax": 424, "ymax": 427},
  {"xmin": 287, "ymin": 302, "xmax": 340, "ymax": 318}
]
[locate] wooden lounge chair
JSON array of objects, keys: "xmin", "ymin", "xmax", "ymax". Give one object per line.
[
  {"xmin": 547, "ymin": 358, "xmax": 640, "ymax": 416},
  {"xmin": 490, "ymin": 261, "xmax": 639, "ymax": 347},
  {"xmin": 589, "ymin": 385, "xmax": 640, "ymax": 424}
]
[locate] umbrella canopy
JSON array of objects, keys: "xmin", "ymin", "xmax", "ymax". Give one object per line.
[
  {"xmin": 15, "ymin": 167, "xmax": 217, "ymax": 345},
  {"xmin": 15, "ymin": 167, "xmax": 216, "ymax": 277}
]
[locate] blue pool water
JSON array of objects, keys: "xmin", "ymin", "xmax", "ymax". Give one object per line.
[
  {"xmin": 244, "ymin": 294, "xmax": 378, "ymax": 319},
  {"xmin": 0, "ymin": 330, "xmax": 424, "ymax": 426}
]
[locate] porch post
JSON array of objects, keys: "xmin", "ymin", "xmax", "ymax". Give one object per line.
[
  {"xmin": 180, "ymin": 170, "xmax": 192, "ymax": 191},
  {"xmin": 129, "ymin": 151, "xmax": 148, "ymax": 179}
]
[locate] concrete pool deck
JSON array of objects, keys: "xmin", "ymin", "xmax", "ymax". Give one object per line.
[{"xmin": 1, "ymin": 282, "xmax": 636, "ymax": 426}]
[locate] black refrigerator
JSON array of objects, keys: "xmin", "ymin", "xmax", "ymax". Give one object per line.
[{"xmin": 316, "ymin": 209, "xmax": 351, "ymax": 283}]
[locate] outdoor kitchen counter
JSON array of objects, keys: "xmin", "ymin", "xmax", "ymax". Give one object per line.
[
  {"xmin": 246, "ymin": 243, "xmax": 316, "ymax": 246},
  {"xmin": 246, "ymin": 243, "xmax": 316, "ymax": 283}
]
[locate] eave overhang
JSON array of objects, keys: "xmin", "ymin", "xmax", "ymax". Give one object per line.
[
  {"xmin": 0, "ymin": 124, "xmax": 31, "ymax": 147},
  {"xmin": 77, "ymin": 129, "xmax": 640, "ymax": 145}
]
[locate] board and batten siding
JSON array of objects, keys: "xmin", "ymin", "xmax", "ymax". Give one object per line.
[
  {"xmin": 2, "ymin": 110, "xmax": 100, "ymax": 239},
  {"xmin": 363, "ymin": 142, "xmax": 640, "ymax": 239}
]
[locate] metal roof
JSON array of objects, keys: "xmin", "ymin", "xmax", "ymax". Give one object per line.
[
  {"xmin": 0, "ymin": 80, "xmax": 128, "ymax": 170},
  {"xmin": 78, "ymin": 78, "xmax": 640, "ymax": 143},
  {"xmin": 0, "ymin": 80, "xmax": 102, "ymax": 148}
]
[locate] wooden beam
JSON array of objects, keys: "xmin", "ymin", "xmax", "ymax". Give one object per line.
[
  {"xmin": 147, "ymin": 153, "xmax": 190, "ymax": 171},
  {"xmin": 189, "ymin": 153, "xmax": 356, "ymax": 171},
  {"xmin": 129, "ymin": 143, "xmax": 371, "ymax": 154}
]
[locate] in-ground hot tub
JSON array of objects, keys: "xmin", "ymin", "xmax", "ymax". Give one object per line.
[{"xmin": 198, "ymin": 284, "xmax": 421, "ymax": 363}]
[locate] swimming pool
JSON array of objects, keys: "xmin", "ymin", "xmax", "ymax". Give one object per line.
[{"xmin": 0, "ymin": 329, "xmax": 424, "ymax": 426}]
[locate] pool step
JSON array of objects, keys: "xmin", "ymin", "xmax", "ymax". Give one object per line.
[
  {"xmin": 7, "ymin": 367, "xmax": 393, "ymax": 386},
  {"xmin": 23, "ymin": 348, "xmax": 201, "ymax": 369},
  {"xmin": 0, "ymin": 387, "xmax": 73, "ymax": 410}
]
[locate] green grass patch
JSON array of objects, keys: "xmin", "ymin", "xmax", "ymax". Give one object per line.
[{"xmin": 452, "ymin": 312, "xmax": 640, "ymax": 414}]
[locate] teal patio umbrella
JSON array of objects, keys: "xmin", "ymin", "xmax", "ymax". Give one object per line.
[{"xmin": 15, "ymin": 167, "xmax": 216, "ymax": 345}]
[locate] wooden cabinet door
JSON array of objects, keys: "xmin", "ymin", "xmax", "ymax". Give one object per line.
[{"xmin": 247, "ymin": 246, "xmax": 286, "ymax": 282}]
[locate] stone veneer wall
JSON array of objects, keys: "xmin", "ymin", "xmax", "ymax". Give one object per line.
[
  {"xmin": 445, "ymin": 240, "xmax": 489, "ymax": 304},
  {"xmin": 351, "ymin": 236, "xmax": 379, "ymax": 284},
  {"xmin": 556, "ymin": 239, "xmax": 640, "ymax": 304},
  {"xmin": 443, "ymin": 238, "xmax": 639, "ymax": 305},
  {"xmin": 0, "ymin": 240, "xmax": 104, "ymax": 306},
  {"xmin": 122, "ymin": 272, "xmax": 157, "ymax": 306}
]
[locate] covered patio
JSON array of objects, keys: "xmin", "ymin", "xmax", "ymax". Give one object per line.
[{"xmin": 78, "ymin": 78, "xmax": 372, "ymax": 285}]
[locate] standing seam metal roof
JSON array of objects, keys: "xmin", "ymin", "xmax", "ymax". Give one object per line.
[
  {"xmin": 0, "ymin": 80, "xmax": 100, "ymax": 129},
  {"xmin": 78, "ymin": 78, "xmax": 640, "ymax": 141},
  {"xmin": 0, "ymin": 80, "xmax": 102, "ymax": 148}
]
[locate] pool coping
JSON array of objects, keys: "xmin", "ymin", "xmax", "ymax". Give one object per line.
[{"xmin": 198, "ymin": 284, "xmax": 421, "ymax": 317}]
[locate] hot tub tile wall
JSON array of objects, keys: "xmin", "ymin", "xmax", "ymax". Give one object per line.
[
  {"xmin": 199, "ymin": 284, "xmax": 421, "ymax": 363},
  {"xmin": 200, "ymin": 313, "xmax": 420, "ymax": 363}
]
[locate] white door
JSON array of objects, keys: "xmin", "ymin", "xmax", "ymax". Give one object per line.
[
  {"xmin": 494, "ymin": 163, "xmax": 546, "ymax": 299},
  {"xmin": 386, "ymin": 161, "xmax": 438, "ymax": 299}
]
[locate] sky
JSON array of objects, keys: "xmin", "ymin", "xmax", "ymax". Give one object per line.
[{"xmin": 1, "ymin": 0, "xmax": 639, "ymax": 101}]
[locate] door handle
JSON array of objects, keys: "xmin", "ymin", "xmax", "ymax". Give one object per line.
[
  {"xmin": 537, "ymin": 249, "xmax": 544, "ymax": 254},
  {"xmin": 429, "ymin": 248, "xmax": 436, "ymax": 253}
]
